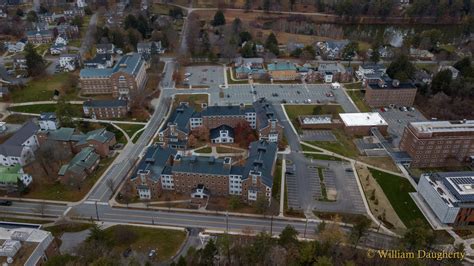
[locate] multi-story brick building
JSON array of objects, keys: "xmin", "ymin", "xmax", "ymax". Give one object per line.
[
  {"xmin": 26, "ymin": 29, "xmax": 53, "ymax": 44},
  {"xmin": 159, "ymin": 100, "xmax": 284, "ymax": 149},
  {"xmin": 267, "ymin": 61, "xmax": 299, "ymax": 81},
  {"xmin": 83, "ymin": 99, "xmax": 129, "ymax": 119},
  {"xmin": 417, "ymin": 171, "xmax": 474, "ymax": 228},
  {"xmin": 399, "ymin": 120, "xmax": 474, "ymax": 168},
  {"xmin": 58, "ymin": 147, "xmax": 100, "ymax": 183},
  {"xmin": 253, "ymin": 98, "xmax": 284, "ymax": 142},
  {"xmin": 189, "ymin": 105, "xmax": 257, "ymax": 130},
  {"xmin": 129, "ymin": 140, "xmax": 278, "ymax": 203},
  {"xmin": 364, "ymin": 77, "xmax": 417, "ymax": 107},
  {"xmin": 79, "ymin": 53, "xmax": 147, "ymax": 97},
  {"xmin": 159, "ymin": 104, "xmax": 195, "ymax": 149}
]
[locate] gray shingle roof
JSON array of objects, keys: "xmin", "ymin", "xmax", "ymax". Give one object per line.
[
  {"xmin": 0, "ymin": 121, "xmax": 39, "ymax": 157},
  {"xmin": 253, "ymin": 98, "xmax": 278, "ymax": 130},
  {"xmin": 133, "ymin": 145, "xmax": 177, "ymax": 182},
  {"xmin": 241, "ymin": 140, "xmax": 278, "ymax": 187},
  {"xmin": 161, "ymin": 104, "xmax": 195, "ymax": 134},
  {"xmin": 172, "ymin": 156, "xmax": 231, "ymax": 176},
  {"xmin": 81, "ymin": 53, "xmax": 144, "ymax": 78},
  {"xmin": 201, "ymin": 106, "xmax": 255, "ymax": 117}
]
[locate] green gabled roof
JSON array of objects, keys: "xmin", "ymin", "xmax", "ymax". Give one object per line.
[
  {"xmin": 58, "ymin": 147, "xmax": 100, "ymax": 176},
  {"xmin": 0, "ymin": 164, "xmax": 22, "ymax": 183}
]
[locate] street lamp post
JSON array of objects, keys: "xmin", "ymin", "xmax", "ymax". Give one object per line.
[
  {"xmin": 95, "ymin": 201, "xmax": 100, "ymax": 221},
  {"xmin": 226, "ymin": 211, "xmax": 229, "ymax": 233},
  {"xmin": 304, "ymin": 218, "xmax": 308, "ymax": 238},
  {"xmin": 270, "ymin": 215, "xmax": 273, "ymax": 236}
]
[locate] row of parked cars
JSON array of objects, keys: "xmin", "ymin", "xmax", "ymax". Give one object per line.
[{"xmin": 380, "ymin": 105, "xmax": 416, "ymax": 112}]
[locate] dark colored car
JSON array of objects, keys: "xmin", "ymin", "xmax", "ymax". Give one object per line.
[
  {"xmin": 123, "ymin": 247, "xmax": 132, "ymax": 257},
  {"xmin": 0, "ymin": 200, "xmax": 12, "ymax": 206}
]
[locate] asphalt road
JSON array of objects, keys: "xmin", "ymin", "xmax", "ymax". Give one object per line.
[{"xmin": 0, "ymin": 201, "xmax": 396, "ymax": 249}]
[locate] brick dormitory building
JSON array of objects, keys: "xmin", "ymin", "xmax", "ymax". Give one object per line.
[
  {"xmin": 158, "ymin": 98, "xmax": 284, "ymax": 149},
  {"xmin": 129, "ymin": 139, "xmax": 278, "ymax": 203},
  {"xmin": 79, "ymin": 53, "xmax": 147, "ymax": 97},
  {"xmin": 399, "ymin": 120, "xmax": 474, "ymax": 168},
  {"xmin": 364, "ymin": 75, "xmax": 417, "ymax": 107}
]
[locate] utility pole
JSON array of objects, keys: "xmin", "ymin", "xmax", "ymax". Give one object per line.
[
  {"xmin": 304, "ymin": 218, "xmax": 308, "ymax": 238},
  {"xmin": 226, "ymin": 211, "xmax": 229, "ymax": 233},
  {"xmin": 95, "ymin": 201, "xmax": 100, "ymax": 221},
  {"xmin": 270, "ymin": 215, "xmax": 273, "ymax": 236},
  {"xmin": 377, "ymin": 221, "xmax": 382, "ymax": 232},
  {"xmin": 152, "ymin": 217, "xmax": 155, "ymax": 225}
]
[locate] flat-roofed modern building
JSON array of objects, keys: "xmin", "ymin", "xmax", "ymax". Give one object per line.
[
  {"xmin": 417, "ymin": 172, "xmax": 474, "ymax": 227},
  {"xmin": 339, "ymin": 112, "xmax": 388, "ymax": 136},
  {"xmin": 79, "ymin": 53, "xmax": 147, "ymax": 97},
  {"xmin": 399, "ymin": 120, "xmax": 474, "ymax": 168}
]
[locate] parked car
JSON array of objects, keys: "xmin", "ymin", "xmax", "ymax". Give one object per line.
[
  {"xmin": 184, "ymin": 73, "xmax": 192, "ymax": 77},
  {"xmin": 0, "ymin": 200, "xmax": 12, "ymax": 206},
  {"xmin": 148, "ymin": 249, "xmax": 156, "ymax": 258},
  {"xmin": 123, "ymin": 247, "xmax": 132, "ymax": 258}
]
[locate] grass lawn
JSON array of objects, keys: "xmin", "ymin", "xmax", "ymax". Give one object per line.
[
  {"xmin": 0, "ymin": 217, "xmax": 53, "ymax": 224},
  {"xmin": 194, "ymin": 146, "xmax": 212, "ymax": 153},
  {"xmin": 68, "ymin": 39, "xmax": 82, "ymax": 48},
  {"xmin": 346, "ymin": 89, "xmax": 371, "ymax": 112},
  {"xmin": 3, "ymin": 114, "xmax": 36, "ymax": 124},
  {"xmin": 272, "ymin": 159, "xmax": 282, "ymax": 202},
  {"xmin": 132, "ymin": 130, "xmax": 144, "ymax": 143},
  {"xmin": 8, "ymin": 103, "xmax": 83, "ymax": 114},
  {"xmin": 104, "ymin": 225, "xmax": 186, "ymax": 261},
  {"xmin": 284, "ymin": 104, "xmax": 344, "ymax": 133},
  {"xmin": 301, "ymin": 144, "xmax": 323, "ymax": 152},
  {"xmin": 304, "ymin": 153, "xmax": 345, "ymax": 162},
  {"xmin": 369, "ymin": 168, "xmax": 427, "ymax": 228},
  {"xmin": 173, "ymin": 94, "xmax": 208, "ymax": 112},
  {"xmin": 11, "ymin": 73, "xmax": 79, "ymax": 102},
  {"xmin": 24, "ymin": 155, "xmax": 116, "ymax": 202},
  {"xmin": 117, "ymin": 124, "xmax": 145, "ymax": 138},
  {"xmin": 216, "ymin": 146, "xmax": 241, "ymax": 153},
  {"xmin": 34, "ymin": 44, "xmax": 50, "ymax": 56},
  {"xmin": 46, "ymin": 222, "xmax": 93, "ymax": 237},
  {"xmin": 343, "ymin": 82, "xmax": 362, "ymax": 91},
  {"xmin": 306, "ymin": 129, "xmax": 359, "ymax": 158}
]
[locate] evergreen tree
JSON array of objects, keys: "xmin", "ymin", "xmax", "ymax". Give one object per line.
[
  {"xmin": 265, "ymin": 32, "xmax": 279, "ymax": 55},
  {"xmin": 212, "ymin": 10, "xmax": 226, "ymax": 26},
  {"xmin": 24, "ymin": 43, "xmax": 45, "ymax": 76}
]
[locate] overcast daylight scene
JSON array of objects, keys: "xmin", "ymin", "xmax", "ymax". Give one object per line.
[{"xmin": 0, "ymin": 0, "xmax": 473, "ymax": 265}]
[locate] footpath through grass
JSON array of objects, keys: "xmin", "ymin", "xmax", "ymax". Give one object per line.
[{"xmin": 369, "ymin": 168, "xmax": 427, "ymax": 228}]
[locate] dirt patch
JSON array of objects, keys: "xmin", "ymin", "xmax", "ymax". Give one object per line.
[{"xmin": 356, "ymin": 164, "xmax": 406, "ymax": 234}]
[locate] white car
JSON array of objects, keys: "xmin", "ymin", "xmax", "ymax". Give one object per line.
[{"xmin": 184, "ymin": 73, "xmax": 192, "ymax": 77}]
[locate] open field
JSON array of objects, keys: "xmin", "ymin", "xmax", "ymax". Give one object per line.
[
  {"xmin": 8, "ymin": 103, "xmax": 83, "ymax": 114},
  {"xmin": 103, "ymin": 225, "xmax": 186, "ymax": 262},
  {"xmin": 173, "ymin": 94, "xmax": 208, "ymax": 112},
  {"xmin": 11, "ymin": 73, "xmax": 79, "ymax": 102}
]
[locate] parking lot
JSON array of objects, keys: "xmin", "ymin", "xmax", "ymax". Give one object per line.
[
  {"xmin": 184, "ymin": 66, "xmax": 225, "ymax": 86},
  {"xmin": 307, "ymin": 159, "xmax": 366, "ymax": 214},
  {"xmin": 285, "ymin": 163, "xmax": 302, "ymax": 210},
  {"xmin": 219, "ymin": 84, "xmax": 358, "ymax": 113},
  {"xmin": 378, "ymin": 107, "xmax": 427, "ymax": 147},
  {"xmin": 307, "ymin": 166, "xmax": 323, "ymax": 200},
  {"xmin": 301, "ymin": 130, "xmax": 336, "ymax": 142}
]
